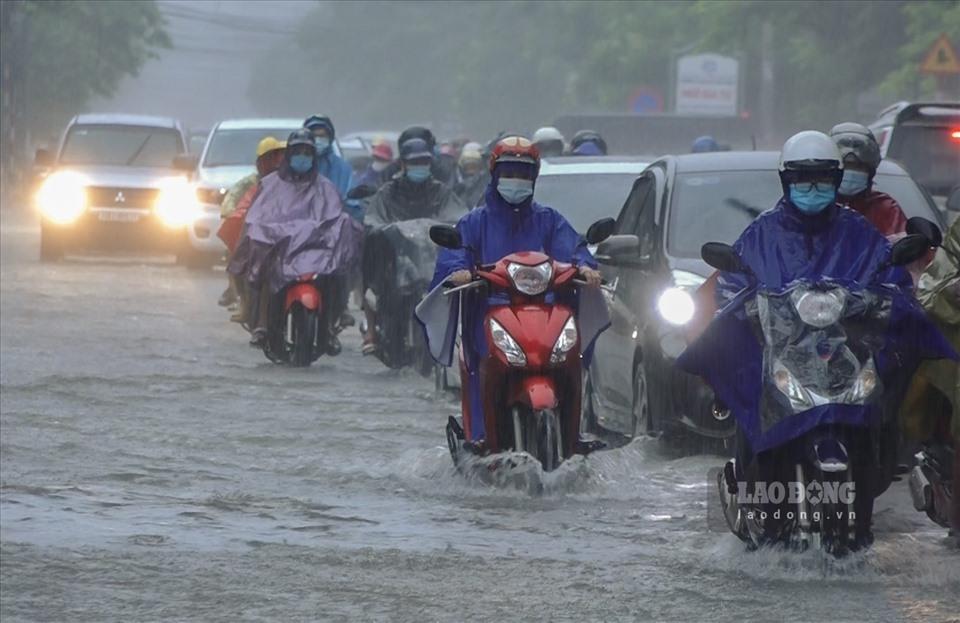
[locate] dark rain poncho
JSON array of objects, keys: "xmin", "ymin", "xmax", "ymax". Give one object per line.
[{"xmin": 227, "ymin": 170, "xmax": 363, "ymax": 294}]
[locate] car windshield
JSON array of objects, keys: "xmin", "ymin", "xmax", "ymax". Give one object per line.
[
  {"xmin": 534, "ymin": 172, "xmax": 637, "ymax": 233},
  {"xmin": 60, "ymin": 125, "xmax": 182, "ymax": 168},
  {"xmin": 202, "ymin": 128, "xmax": 298, "ymax": 167},
  {"xmin": 667, "ymin": 170, "xmax": 941, "ymax": 258},
  {"xmin": 887, "ymin": 125, "xmax": 960, "ymax": 196}
]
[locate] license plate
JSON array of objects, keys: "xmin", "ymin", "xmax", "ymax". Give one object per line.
[{"xmin": 97, "ymin": 210, "xmax": 141, "ymax": 223}]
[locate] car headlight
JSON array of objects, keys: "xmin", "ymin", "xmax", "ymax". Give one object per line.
[
  {"xmin": 550, "ymin": 316, "xmax": 578, "ymax": 365},
  {"xmin": 791, "ymin": 289, "xmax": 846, "ymax": 328},
  {"xmin": 489, "ymin": 318, "xmax": 526, "ymax": 366},
  {"xmin": 507, "ymin": 261, "xmax": 552, "ymax": 296},
  {"xmin": 154, "ymin": 177, "xmax": 202, "ymax": 228},
  {"xmin": 657, "ymin": 288, "xmax": 696, "ymax": 326},
  {"xmin": 36, "ymin": 171, "xmax": 88, "ymax": 224},
  {"xmin": 772, "ymin": 361, "xmax": 813, "ymax": 411}
]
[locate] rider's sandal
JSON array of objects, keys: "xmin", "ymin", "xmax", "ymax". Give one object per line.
[{"xmin": 361, "ymin": 339, "xmax": 377, "ymax": 356}]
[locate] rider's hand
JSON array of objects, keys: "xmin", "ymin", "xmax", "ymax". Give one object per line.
[
  {"xmin": 578, "ymin": 266, "xmax": 602, "ymax": 288},
  {"xmin": 447, "ymin": 269, "xmax": 473, "ymax": 286}
]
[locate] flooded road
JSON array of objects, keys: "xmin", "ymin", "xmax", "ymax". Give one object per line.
[{"xmin": 1, "ymin": 211, "xmax": 958, "ymax": 622}]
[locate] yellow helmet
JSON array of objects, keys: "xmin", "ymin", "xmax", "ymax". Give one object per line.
[{"xmin": 256, "ymin": 136, "xmax": 286, "ymax": 158}]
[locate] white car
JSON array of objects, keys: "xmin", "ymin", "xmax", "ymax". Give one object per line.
[
  {"xmin": 436, "ymin": 155, "xmax": 651, "ymax": 392},
  {"xmin": 187, "ymin": 118, "xmax": 309, "ymax": 264}
]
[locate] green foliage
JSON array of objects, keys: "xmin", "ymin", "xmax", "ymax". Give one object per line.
[
  {"xmin": 248, "ymin": 0, "xmax": 957, "ymax": 138},
  {"xmin": 12, "ymin": 0, "xmax": 170, "ymax": 135}
]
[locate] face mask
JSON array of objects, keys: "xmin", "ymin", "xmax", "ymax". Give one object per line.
[
  {"xmin": 789, "ymin": 183, "xmax": 835, "ymax": 215},
  {"xmin": 371, "ymin": 160, "xmax": 389, "ymax": 172},
  {"xmin": 289, "ymin": 154, "xmax": 313, "ymax": 174},
  {"xmin": 497, "ymin": 178, "xmax": 534, "ymax": 204},
  {"xmin": 314, "ymin": 137, "xmax": 330, "ymax": 153},
  {"xmin": 405, "ymin": 165, "xmax": 431, "ymax": 183},
  {"xmin": 838, "ymin": 169, "xmax": 869, "ymax": 197}
]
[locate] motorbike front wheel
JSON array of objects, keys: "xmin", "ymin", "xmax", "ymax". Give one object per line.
[
  {"xmin": 513, "ymin": 407, "xmax": 563, "ymax": 472},
  {"xmin": 289, "ymin": 304, "xmax": 319, "ymax": 367}
]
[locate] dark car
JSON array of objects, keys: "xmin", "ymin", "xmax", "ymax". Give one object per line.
[
  {"xmin": 586, "ymin": 151, "xmax": 946, "ymax": 446},
  {"xmin": 34, "ymin": 114, "xmax": 197, "ymax": 262}
]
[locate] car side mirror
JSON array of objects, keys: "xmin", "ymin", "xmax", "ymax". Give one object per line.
[
  {"xmin": 595, "ymin": 234, "xmax": 641, "ymax": 261},
  {"xmin": 172, "ymin": 153, "xmax": 199, "ymax": 172},
  {"xmin": 347, "ymin": 184, "xmax": 377, "ymax": 201},
  {"xmin": 34, "ymin": 148, "xmax": 53, "ymax": 167},
  {"xmin": 889, "ymin": 234, "xmax": 930, "ymax": 267},
  {"xmin": 585, "ymin": 217, "xmax": 616, "ymax": 244},
  {"xmin": 946, "ymin": 186, "xmax": 960, "ymax": 213},
  {"xmin": 905, "ymin": 216, "xmax": 942, "ymax": 248},
  {"xmin": 429, "ymin": 224, "xmax": 462, "ymax": 249},
  {"xmin": 701, "ymin": 242, "xmax": 745, "ymax": 273}
]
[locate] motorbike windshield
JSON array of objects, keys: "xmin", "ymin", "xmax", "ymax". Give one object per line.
[
  {"xmin": 375, "ymin": 219, "xmax": 442, "ymax": 293},
  {"xmin": 755, "ymin": 282, "xmax": 892, "ymax": 432}
]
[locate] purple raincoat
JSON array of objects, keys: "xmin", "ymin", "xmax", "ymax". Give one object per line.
[{"xmin": 228, "ymin": 170, "xmax": 363, "ymax": 293}]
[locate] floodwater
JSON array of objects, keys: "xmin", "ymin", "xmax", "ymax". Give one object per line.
[{"xmin": 1, "ymin": 211, "xmax": 958, "ymax": 622}]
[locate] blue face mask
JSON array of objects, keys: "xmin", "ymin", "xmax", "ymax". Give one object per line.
[
  {"xmin": 405, "ymin": 165, "xmax": 431, "ymax": 183},
  {"xmin": 789, "ymin": 183, "xmax": 836, "ymax": 215},
  {"xmin": 497, "ymin": 178, "xmax": 534, "ymax": 204},
  {"xmin": 314, "ymin": 137, "xmax": 330, "ymax": 153},
  {"xmin": 838, "ymin": 169, "xmax": 869, "ymax": 197},
  {"xmin": 289, "ymin": 154, "xmax": 313, "ymax": 174}
]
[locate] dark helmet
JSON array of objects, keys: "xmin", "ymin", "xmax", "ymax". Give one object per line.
[
  {"xmin": 570, "ymin": 129, "xmax": 607, "ymax": 155},
  {"xmin": 829, "ymin": 122, "xmax": 881, "ymax": 174},
  {"xmin": 399, "ymin": 137, "xmax": 433, "ymax": 162},
  {"xmin": 398, "ymin": 126, "xmax": 436, "ymax": 152},
  {"xmin": 287, "ymin": 128, "xmax": 317, "ymax": 151},
  {"xmin": 303, "ymin": 114, "xmax": 335, "ymax": 139}
]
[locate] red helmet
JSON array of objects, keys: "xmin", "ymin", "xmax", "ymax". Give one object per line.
[{"xmin": 489, "ymin": 136, "xmax": 540, "ymax": 173}]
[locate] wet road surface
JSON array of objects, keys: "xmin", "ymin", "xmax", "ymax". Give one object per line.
[{"xmin": 1, "ymin": 210, "xmax": 958, "ymax": 622}]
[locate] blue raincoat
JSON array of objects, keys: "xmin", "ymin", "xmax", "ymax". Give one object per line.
[
  {"xmin": 677, "ymin": 198, "xmax": 956, "ymax": 456},
  {"xmin": 429, "ymin": 173, "xmax": 598, "ymax": 441}
]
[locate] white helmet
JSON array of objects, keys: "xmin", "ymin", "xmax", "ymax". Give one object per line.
[
  {"xmin": 532, "ymin": 126, "xmax": 565, "ymax": 157},
  {"xmin": 778, "ymin": 130, "xmax": 843, "ymax": 191},
  {"xmin": 532, "ymin": 126, "xmax": 564, "ymax": 144}
]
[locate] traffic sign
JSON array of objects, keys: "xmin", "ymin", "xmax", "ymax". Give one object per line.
[
  {"xmin": 920, "ymin": 34, "xmax": 959, "ymax": 75},
  {"xmin": 628, "ymin": 87, "xmax": 664, "ymax": 113}
]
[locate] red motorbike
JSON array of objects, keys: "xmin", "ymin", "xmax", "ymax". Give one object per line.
[
  {"xmin": 423, "ymin": 219, "xmax": 624, "ymax": 472},
  {"xmin": 257, "ymin": 274, "xmax": 339, "ymax": 367}
]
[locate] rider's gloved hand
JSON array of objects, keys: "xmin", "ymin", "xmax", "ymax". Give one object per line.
[
  {"xmin": 578, "ymin": 266, "xmax": 602, "ymax": 288},
  {"xmin": 447, "ymin": 270, "xmax": 473, "ymax": 286}
]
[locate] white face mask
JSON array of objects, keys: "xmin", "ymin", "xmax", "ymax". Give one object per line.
[
  {"xmin": 371, "ymin": 160, "xmax": 389, "ymax": 172},
  {"xmin": 497, "ymin": 178, "xmax": 534, "ymax": 204}
]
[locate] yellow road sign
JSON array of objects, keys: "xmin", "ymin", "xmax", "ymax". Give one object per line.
[{"xmin": 920, "ymin": 34, "xmax": 960, "ymax": 75}]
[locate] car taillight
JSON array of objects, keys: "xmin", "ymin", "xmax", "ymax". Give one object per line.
[{"xmin": 950, "ymin": 129, "xmax": 960, "ymax": 142}]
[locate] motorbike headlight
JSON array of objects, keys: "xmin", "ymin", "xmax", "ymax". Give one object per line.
[
  {"xmin": 791, "ymin": 289, "xmax": 846, "ymax": 328},
  {"xmin": 657, "ymin": 287, "xmax": 696, "ymax": 326},
  {"xmin": 550, "ymin": 316, "xmax": 578, "ymax": 365},
  {"xmin": 489, "ymin": 318, "xmax": 526, "ymax": 366},
  {"xmin": 154, "ymin": 177, "xmax": 202, "ymax": 228},
  {"xmin": 772, "ymin": 361, "xmax": 813, "ymax": 411},
  {"xmin": 507, "ymin": 261, "xmax": 552, "ymax": 296},
  {"xmin": 845, "ymin": 359, "xmax": 879, "ymax": 403},
  {"xmin": 36, "ymin": 171, "xmax": 88, "ymax": 224}
]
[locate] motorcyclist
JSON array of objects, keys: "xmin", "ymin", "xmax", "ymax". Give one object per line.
[
  {"xmin": 430, "ymin": 136, "xmax": 602, "ymax": 448},
  {"xmin": 569, "ymin": 130, "xmax": 607, "ymax": 156},
  {"xmin": 532, "ymin": 126, "xmax": 565, "ymax": 158},
  {"xmin": 382, "ymin": 126, "xmax": 446, "ymax": 182},
  {"xmin": 453, "ymin": 142, "xmax": 487, "ymax": 208},
  {"xmin": 361, "ymin": 137, "xmax": 467, "ymax": 353},
  {"xmin": 217, "ymin": 136, "xmax": 286, "ymax": 312},
  {"xmin": 303, "ymin": 114, "xmax": 353, "ymax": 202},
  {"xmin": 829, "ymin": 122, "xmax": 907, "ymax": 237},
  {"xmin": 229, "ymin": 129, "xmax": 361, "ymax": 352},
  {"xmin": 691, "ymin": 135, "xmax": 721, "ymax": 153},
  {"xmin": 678, "ymin": 131, "xmax": 954, "ymax": 539},
  {"xmin": 354, "ymin": 140, "xmax": 394, "ymax": 190}
]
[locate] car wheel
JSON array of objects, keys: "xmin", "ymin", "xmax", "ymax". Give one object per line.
[
  {"xmin": 176, "ymin": 246, "xmax": 217, "ymax": 269},
  {"xmin": 631, "ymin": 361, "xmax": 651, "ymax": 437},
  {"xmin": 39, "ymin": 224, "xmax": 64, "ymax": 262}
]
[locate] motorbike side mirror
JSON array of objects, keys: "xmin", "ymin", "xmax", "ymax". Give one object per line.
[
  {"xmin": 585, "ymin": 217, "xmax": 616, "ymax": 244},
  {"xmin": 889, "ymin": 234, "xmax": 930, "ymax": 267},
  {"xmin": 906, "ymin": 216, "xmax": 942, "ymax": 248},
  {"xmin": 701, "ymin": 242, "xmax": 745, "ymax": 273},
  {"xmin": 34, "ymin": 148, "xmax": 54, "ymax": 167},
  {"xmin": 429, "ymin": 224, "xmax": 462, "ymax": 249},
  {"xmin": 595, "ymin": 234, "xmax": 640, "ymax": 261},
  {"xmin": 172, "ymin": 153, "xmax": 199, "ymax": 172},
  {"xmin": 347, "ymin": 184, "xmax": 377, "ymax": 200}
]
